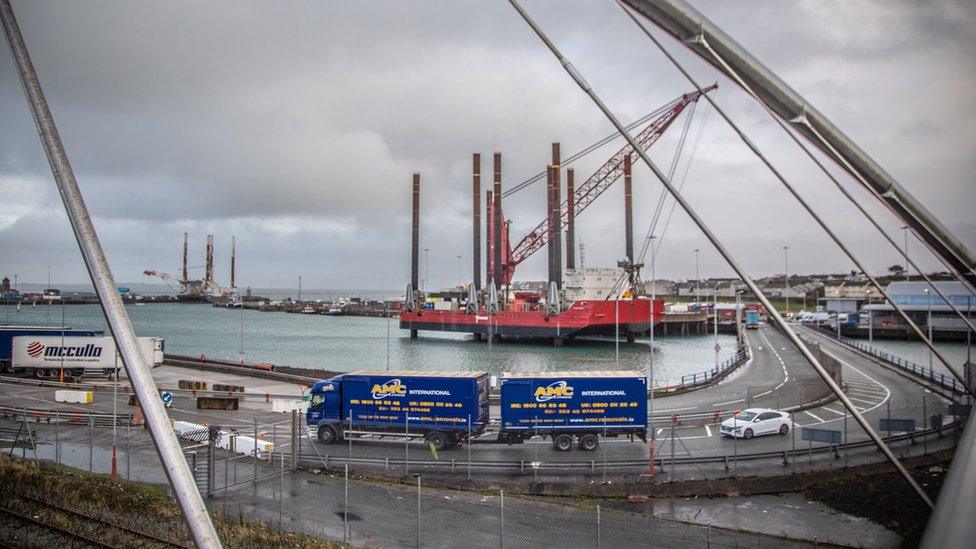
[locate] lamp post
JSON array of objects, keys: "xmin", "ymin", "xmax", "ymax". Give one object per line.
[
  {"xmin": 456, "ymin": 255, "xmax": 461, "ymax": 290},
  {"xmin": 694, "ymin": 248, "xmax": 700, "ymax": 305},
  {"xmin": 714, "ymin": 284, "xmax": 720, "ymax": 369},
  {"xmin": 924, "ymin": 287, "xmax": 932, "ymax": 376},
  {"xmin": 735, "ymin": 290, "xmax": 743, "ymax": 347},
  {"xmin": 423, "ymin": 248, "xmax": 429, "ymax": 295},
  {"xmin": 867, "ymin": 289, "xmax": 873, "ymax": 344},
  {"xmin": 902, "ymin": 227, "xmax": 910, "ymax": 282},
  {"xmin": 783, "ymin": 246, "xmax": 790, "ymax": 316}
]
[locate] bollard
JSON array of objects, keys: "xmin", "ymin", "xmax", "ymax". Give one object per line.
[
  {"xmin": 451, "ymin": 458, "xmax": 455, "ymax": 472},
  {"xmin": 833, "ymin": 445, "xmax": 840, "ymax": 460},
  {"xmin": 520, "ymin": 460, "xmax": 524, "ymax": 475},
  {"xmin": 782, "ymin": 449, "xmax": 789, "ymax": 466},
  {"xmin": 590, "ymin": 460, "xmax": 595, "ymax": 474},
  {"xmin": 724, "ymin": 455, "xmax": 729, "ymax": 471}
]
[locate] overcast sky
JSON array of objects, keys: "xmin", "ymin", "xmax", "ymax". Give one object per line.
[{"xmin": 1, "ymin": 0, "xmax": 973, "ymax": 292}]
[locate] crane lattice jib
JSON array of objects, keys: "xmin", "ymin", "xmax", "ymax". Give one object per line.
[{"xmin": 507, "ymin": 85, "xmax": 715, "ymax": 268}]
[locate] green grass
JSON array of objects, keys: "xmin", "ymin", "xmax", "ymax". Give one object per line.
[{"xmin": 0, "ymin": 454, "xmax": 339, "ymax": 547}]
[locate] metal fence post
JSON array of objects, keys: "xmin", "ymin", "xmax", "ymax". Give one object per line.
[
  {"xmin": 416, "ymin": 475, "xmax": 421, "ymax": 549},
  {"xmin": 291, "ymin": 410, "xmax": 299, "ymax": 471},
  {"xmin": 253, "ymin": 417, "xmax": 258, "ymax": 491},
  {"xmin": 207, "ymin": 435, "xmax": 215, "ymax": 498},
  {"xmin": 405, "ymin": 413, "xmax": 410, "ymax": 475},
  {"xmin": 499, "ymin": 489, "xmax": 504, "ymax": 549},
  {"xmin": 89, "ymin": 416, "xmax": 94, "ymax": 472},
  {"xmin": 467, "ymin": 414, "xmax": 472, "ymax": 479},
  {"xmin": 344, "ymin": 464, "xmax": 349, "ymax": 545},
  {"xmin": 126, "ymin": 421, "xmax": 130, "ymax": 480},
  {"xmin": 596, "ymin": 504, "xmax": 601, "ymax": 549},
  {"xmin": 55, "ymin": 411, "xmax": 60, "ymax": 468}
]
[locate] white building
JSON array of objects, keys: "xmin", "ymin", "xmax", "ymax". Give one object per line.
[{"xmin": 563, "ymin": 268, "xmax": 627, "ymax": 301}]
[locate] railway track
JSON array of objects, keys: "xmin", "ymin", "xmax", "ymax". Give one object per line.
[{"xmin": 0, "ymin": 491, "xmax": 188, "ymax": 548}]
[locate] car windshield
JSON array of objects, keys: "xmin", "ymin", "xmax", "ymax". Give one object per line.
[
  {"xmin": 310, "ymin": 394, "xmax": 325, "ymax": 408},
  {"xmin": 733, "ymin": 411, "xmax": 757, "ymax": 422}
]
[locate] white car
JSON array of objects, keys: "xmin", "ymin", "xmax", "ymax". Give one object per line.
[{"xmin": 720, "ymin": 408, "xmax": 792, "ymax": 439}]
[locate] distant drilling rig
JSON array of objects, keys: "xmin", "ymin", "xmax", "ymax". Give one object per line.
[{"xmin": 143, "ymin": 233, "xmax": 236, "ymax": 301}]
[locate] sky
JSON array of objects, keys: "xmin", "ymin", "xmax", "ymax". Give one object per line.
[{"xmin": 0, "ymin": 0, "xmax": 974, "ymax": 292}]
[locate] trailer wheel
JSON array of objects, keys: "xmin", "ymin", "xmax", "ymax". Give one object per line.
[
  {"xmin": 579, "ymin": 433, "xmax": 599, "ymax": 451},
  {"xmin": 426, "ymin": 431, "xmax": 448, "ymax": 451},
  {"xmin": 553, "ymin": 434, "xmax": 574, "ymax": 452},
  {"xmin": 317, "ymin": 425, "xmax": 338, "ymax": 445},
  {"xmin": 33, "ymin": 368, "xmax": 46, "ymax": 379}
]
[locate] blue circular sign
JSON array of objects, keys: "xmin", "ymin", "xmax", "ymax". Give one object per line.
[{"xmin": 160, "ymin": 391, "xmax": 173, "ymax": 405}]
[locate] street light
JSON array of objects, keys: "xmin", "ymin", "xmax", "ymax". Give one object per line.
[
  {"xmin": 648, "ymin": 234, "xmax": 658, "ymax": 476},
  {"xmin": 423, "ymin": 248, "xmax": 429, "ymax": 294},
  {"xmin": 902, "ymin": 226, "xmax": 910, "ymax": 282},
  {"xmin": 783, "ymin": 246, "xmax": 790, "ymax": 316},
  {"xmin": 694, "ymin": 248, "xmax": 700, "ymax": 305},
  {"xmin": 924, "ymin": 287, "xmax": 932, "ymax": 377},
  {"xmin": 714, "ymin": 284, "xmax": 720, "ymax": 369},
  {"xmin": 867, "ymin": 288, "xmax": 873, "ymax": 344},
  {"xmin": 456, "ymin": 255, "xmax": 462, "ymax": 290}
]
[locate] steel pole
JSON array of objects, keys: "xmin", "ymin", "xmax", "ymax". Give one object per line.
[
  {"xmin": 508, "ymin": 0, "xmax": 933, "ymax": 508},
  {"xmin": 616, "ymin": 0, "xmax": 970, "ymax": 395},
  {"xmin": 621, "ymin": 0, "xmax": 976, "ymax": 291},
  {"xmin": 0, "ymin": 3, "xmax": 220, "ymax": 544}
]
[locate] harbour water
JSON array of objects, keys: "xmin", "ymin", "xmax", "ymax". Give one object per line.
[{"xmin": 2, "ymin": 302, "xmax": 738, "ymax": 386}]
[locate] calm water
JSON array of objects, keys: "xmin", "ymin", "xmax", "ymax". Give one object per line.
[
  {"xmin": 860, "ymin": 338, "xmax": 973, "ymax": 377},
  {"xmin": 1, "ymin": 302, "xmax": 737, "ymax": 386}
]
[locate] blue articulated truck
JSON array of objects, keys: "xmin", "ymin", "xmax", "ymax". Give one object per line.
[
  {"xmin": 499, "ymin": 371, "xmax": 647, "ymax": 451},
  {"xmin": 306, "ymin": 369, "xmax": 647, "ymax": 452},
  {"xmin": 0, "ymin": 326, "xmax": 102, "ymax": 375},
  {"xmin": 307, "ymin": 370, "xmax": 490, "ymax": 450}
]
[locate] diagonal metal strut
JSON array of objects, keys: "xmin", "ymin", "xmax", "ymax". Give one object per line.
[
  {"xmin": 0, "ymin": 2, "xmax": 222, "ymax": 546},
  {"xmin": 507, "ymin": 0, "xmax": 934, "ymax": 509}
]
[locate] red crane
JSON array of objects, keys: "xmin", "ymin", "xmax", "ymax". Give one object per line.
[{"xmin": 489, "ymin": 85, "xmax": 716, "ymax": 286}]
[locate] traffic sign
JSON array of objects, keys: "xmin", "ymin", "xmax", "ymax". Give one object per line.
[
  {"xmin": 800, "ymin": 427, "xmax": 842, "ymax": 444},
  {"xmin": 160, "ymin": 391, "xmax": 174, "ymax": 407},
  {"xmin": 879, "ymin": 418, "xmax": 916, "ymax": 432}
]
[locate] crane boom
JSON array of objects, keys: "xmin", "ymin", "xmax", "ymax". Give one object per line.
[{"xmin": 504, "ymin": 85, "xmax": 715, "ymax": 282}]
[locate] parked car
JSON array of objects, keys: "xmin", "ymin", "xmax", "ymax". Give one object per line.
[{"xmin": 720, "ymin": 408, "xmax": 792, "ymax": 439}]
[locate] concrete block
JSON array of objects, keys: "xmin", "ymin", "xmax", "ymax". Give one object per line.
[
  {"xmin": 55, "ymin": 390, "xmax": 93, "ymax": 404},
  {"xmin": 271, "ymin": 399, "xmax": 309, "ymax": 413}
]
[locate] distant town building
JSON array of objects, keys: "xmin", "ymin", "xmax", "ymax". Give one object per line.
[
  {"xmin": 564, "ymin": 268, "xmax": 625, "ymax": 300},
  {"xmin": 864, "ymin": 281, "xmax": 975, "ymax": 334}
]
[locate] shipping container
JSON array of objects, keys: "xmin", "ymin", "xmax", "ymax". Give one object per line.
[
  {"xmin": 11, "ymin": 335, "xmax": 165, "ymax": 378},
  {"xmin": 0, "ymin": 326, "xmax": 102, "ymax": 372}
]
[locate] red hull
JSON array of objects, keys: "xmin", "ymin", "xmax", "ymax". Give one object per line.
[{"xmin": 400, "ymin": 299, "xmax": 663, "ymax": 339}]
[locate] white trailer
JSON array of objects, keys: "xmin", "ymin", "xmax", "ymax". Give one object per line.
[{"xmin": 12, "ymin": 336, "xmax": 165, "ymax": 379}]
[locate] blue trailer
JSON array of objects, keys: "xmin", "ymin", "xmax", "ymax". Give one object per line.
[
  {"xmin": 745, "ymin": 310, "xmax": 760, "ymax": 329},
  {"xmin": 0, "ymin": 326, "xmax": 102, "ymax": 374},
  {"xmin": 306, "ymin": 370, "xmax": 490, "ymax": 450},
  {"xmin": 498, "ymin": 371, "xmax": 648, "ymax": 451}
]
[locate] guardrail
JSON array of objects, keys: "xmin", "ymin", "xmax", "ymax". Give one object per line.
[
  {"xmin": 677, "ymin": 345, "xmax": 750, "ymax": 388},
  {"xmin": 0, "ymin": 404, "xmax": 137, "ymax": 427},
  {"xmin": 807, "ymin": 326, "xmax": 967, "ymax": 395},
  {"xmin": 298, "ymin": 416, "xmax": 965, "ymax": 473}
]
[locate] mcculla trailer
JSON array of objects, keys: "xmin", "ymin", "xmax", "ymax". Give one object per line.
[{"xmin": 306, "ymin": 370, "xmax": 648, "ymax": 452}]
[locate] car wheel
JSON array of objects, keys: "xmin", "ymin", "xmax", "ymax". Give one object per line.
[
  {"xmin": 579, "ymin": 433, "xmax": 599, "ymax": 451},
  {"xmin": 317, "ymin": 425, "xmax": 338, "ymax": 444},
  {"xmin": 743, "ymin": 428, "xmax": 754, "ymax": 439},
  {"xmin": 779, "ymin": 424, "xmax": 789, "ymax": 435},
  {"xmin": 553, "ymin": 434, "xmax": 574, "ymax": 452},
  {"xmin": 426, "ymin": 431, "xmax": 448, "ymax": 451}
]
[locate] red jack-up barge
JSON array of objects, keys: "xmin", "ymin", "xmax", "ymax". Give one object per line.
[{"xmin": 400, "ymin": 88, "xmax": 713, "ymax": 344}]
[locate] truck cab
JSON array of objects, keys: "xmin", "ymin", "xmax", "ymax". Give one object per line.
[{"xmin": 307, "ymin": 378, "xmax": 342, "ymax": 425}]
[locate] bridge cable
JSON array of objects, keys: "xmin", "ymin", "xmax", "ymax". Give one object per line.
[
  {"xmin": 502, "ymin": 99, "xmax": 679, "ymax": 198},
  {"xmin": 615, "ymin": 1, "xmax": 970, "ymax": 398},
  {"xmin": 508, "ymin": 0, "xmax": 934, "ymax": 509}
]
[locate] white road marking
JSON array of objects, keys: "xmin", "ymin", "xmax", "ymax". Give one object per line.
[
  {"xmin": 822, "ymin": 407, "xmax": 846, "ymax": 416},
  {"xmin": 804, "ymin": 410, "xmax": 824, "ymax": 422},
  {"xmin": 704, "ymin": 424, "xmax": 712, "ymax": 437},
  {"xmin": 714, "ymin": 398, "xmax": 745, "ymax": 406},
  {"xmin": 753, "ymin": 389, "xmax": 773, "ymax": 397},
  {"xmin": 848, "ymin": 396, "xmax": 877, "ymax": 405},
  {"xmin": 758, "ymin": 329, "xmax": 790, "ymax": 383}
]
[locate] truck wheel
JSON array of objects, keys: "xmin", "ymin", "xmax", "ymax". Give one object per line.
[
  {"xmin": 33, "ymin": 368, "xmax": 46, "ymax": 379},
  {"xmin": 426, "ymin": 431, "xmax": 448, "ymax": 451},
  {"xmin": 317, "ymin": 425, "xmax": 338, "ymax": 444},
  {"xmin": 579, "ymin": 434, "xmax": 599, "ymax": 451},
  {"xmin": 553, "ymin": 434, "xmax": 574, "ymax": 452}
]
